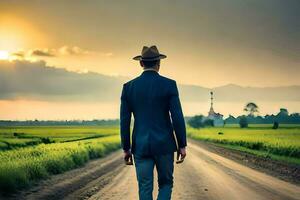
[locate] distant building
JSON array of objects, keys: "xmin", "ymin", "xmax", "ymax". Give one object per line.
[{"xmin": 206, "ymin": 91, "xmax": 224, "ymax": 127}]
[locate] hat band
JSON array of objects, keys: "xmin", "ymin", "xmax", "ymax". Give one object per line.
[{"xmin": 141, "ymin": 55, "xmax": 160, "ymax": 60}]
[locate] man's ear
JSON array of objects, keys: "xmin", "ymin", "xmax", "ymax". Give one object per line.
[
  {"xmin": 156, "ymin": 60, "xmax": 161, "ymax": 71},
  {"xmin": 139, "ymin": 61, "xmax": 144, "ymax": 67}
]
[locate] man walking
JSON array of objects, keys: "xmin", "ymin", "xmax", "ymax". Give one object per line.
[{"xmin": 120, "ymin": 45, "xmax": 187, "ymax": 200}]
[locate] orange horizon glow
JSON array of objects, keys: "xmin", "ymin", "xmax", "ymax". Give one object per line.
[{"xmin": 0, "ymin": 99, "xmax": 299, "ymax": 120}]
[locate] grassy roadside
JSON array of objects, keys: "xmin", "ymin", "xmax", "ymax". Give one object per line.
[
  {"xmin": 187, "ymin": 125, "xmax": 300, "ymax": 166},
  {"xmin": 206, "ymin": 141, "xmax": 300, "ymax": 166},
  {"xmin": 0, "ymin": 135, "xmax": 120, "ymax": 194}
]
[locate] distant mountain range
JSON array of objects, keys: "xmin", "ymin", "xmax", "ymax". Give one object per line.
[
  {"xmin": 179, "ymin": 83, "xmax": 300, "ymax": 102},
  {"xmin": 1, "ymin": 60, "xmax": 300, "ymax": 102}
]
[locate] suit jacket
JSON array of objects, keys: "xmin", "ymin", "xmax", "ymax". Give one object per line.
[{"xmin": 120, "ymin": 70, "xmax": 187, "ymax": 156}]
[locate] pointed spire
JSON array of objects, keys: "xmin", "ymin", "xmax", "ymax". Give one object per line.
[
  {"xmin": 210, "ymin": 91, "xmax": 213, "ymax": 109},
  {"xmin": 208, "ymin": 91, "xmax": 215, "ymax": 116}
]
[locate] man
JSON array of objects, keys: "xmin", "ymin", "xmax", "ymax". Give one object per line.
[{"xmin": 120, "ymin": 45, "xmax": 187, "ymax": 200}]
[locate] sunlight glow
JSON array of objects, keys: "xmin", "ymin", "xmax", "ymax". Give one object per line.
[
  {"xmin": 0, "ymin": 14, "xmax": 49, "ymax": 51},
  {"xmin": 0, "ymin": 50, "xmax": 9, "ymax": 60}
]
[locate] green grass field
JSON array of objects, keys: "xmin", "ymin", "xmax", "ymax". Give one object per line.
[
  {"xmin": 188, "ymin": 124, "xmax": 300, "ymax": 164},
  {"xmin": 0, "ymin": 126, "xmax": 120, "ymax": 194},
  {"xmin": 1, "ymin": 124, "xmax": 300, "ymax": 194},
  {"xmin": 0, "ymin": 126, "xmax": 119, "ymax": 150}
]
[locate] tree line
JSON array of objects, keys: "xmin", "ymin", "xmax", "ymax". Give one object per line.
[{"xmin": 187, "ymin": 102, "xmax": 300, "ymax": 129}]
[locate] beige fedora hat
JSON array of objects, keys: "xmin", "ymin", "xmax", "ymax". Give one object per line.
[{"xmin": 133, "ymin": 45, "xmax": 167, "ymax": 61}]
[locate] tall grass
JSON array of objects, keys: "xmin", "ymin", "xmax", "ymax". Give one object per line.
[
  {"xmin": 0, "ymin": 135, "xmax": 120, "ymax": 194},
  {"xmin": 188, "ymin": 126, "xmax": 300, "ymax": 158}
]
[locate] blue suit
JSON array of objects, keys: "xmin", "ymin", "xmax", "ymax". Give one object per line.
[{"xmin": 120, "ymin": 70, "xmax": 187, "ymax": 200}]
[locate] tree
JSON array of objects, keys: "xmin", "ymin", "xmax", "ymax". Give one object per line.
[
  {"xmin": 277, "ymin": 108, "xmax": 288, "ymax": 116},
  {"xmin": 203, "ymin": 119, "xmax": 214, "ymax": 127},
  {"xmin": 244, "ymin": 102, "xmax": 259, "ymax": 116},
  {"xmin": 272, "ymin": 121, "xmax": 279, "ymax": 129},
  {"xmin": 188, "ymin": 115, "xmax": 205, "ymax": 128},
  {"xmin": 239, "ymin": 116, "xmax": 248, "ymax": 128},
  {"xmin": 225, "ymin": 115, "xmax": 238, "ymax": 124}
]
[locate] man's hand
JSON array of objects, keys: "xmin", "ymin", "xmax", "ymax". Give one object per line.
[
  {"xmin": 124, "ymin": 150, "xmax": 133, "ymax": 165},
  {"xmin": 176, "ymin": 147, "xmax": 186, "ymax": 164}
]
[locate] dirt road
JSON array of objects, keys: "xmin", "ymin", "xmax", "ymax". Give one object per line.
[{"xmin": 16, "ymin": 140, "xmax": 300, "ymax": 200}]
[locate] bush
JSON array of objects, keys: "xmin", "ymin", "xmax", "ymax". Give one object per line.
[
  {"xmin": 188, "ymin": 115, "xmax": 205, "ymax": 128},
  {"xmin": 203, "ymin": 119, "xmax": 214, "ymax": 127},
  {"xmin": 13, "ymin": 132, "xmax": 24, "ymax": 137},
  {"xmin": 239, "ymin": 116, "xmax": 248, "ymax": 128},
  {"xmin": 188, "ymin": 115, "xmax": 216, "ymax": 128},
  {"xmin": 272, "ymin": 122, "xmax": 279, "ymax": 129},
  {"xmin": 40, "ymin": 137, "xmax": 53, "ymax": 144}
]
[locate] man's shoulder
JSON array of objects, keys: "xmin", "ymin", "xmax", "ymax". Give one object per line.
[
  {"xmin": 123, "ymin": 77, "xmax": 139, "ymax": 86},
  {"xmin": 158, "ymin": 74, "xmax": 176, "ymax": 85}
]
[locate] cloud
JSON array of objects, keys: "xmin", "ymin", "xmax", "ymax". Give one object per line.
[
  {"xmin": 30, "ymin": 49, "xmax": 55, "ymax": 57},
  {"xmin": 103, "ymin": 52, "xmax": 113, "ymax": 57},
  {"xmin": 11, "ymin": 51, "xmax": 25, "ymax": 58},
  {"xmin": 58, "ymin": 45, "xmax": 90, "ymax": 55},
  {"xmin": 0, "ymin": 60, "xmax": 123, "ymax": 101},
  {"xmin": 10, "ymin": 46, "xmax": 111, "ymax": 59}
]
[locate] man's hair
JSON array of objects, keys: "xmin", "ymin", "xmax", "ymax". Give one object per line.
[{"xmin": 141, "ymin": 60, "xmax": 160, "ymax": 68}]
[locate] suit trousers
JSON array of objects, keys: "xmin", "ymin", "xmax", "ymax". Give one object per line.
[{"xmin": 133, "ymin": 153, "xmax": 174, "ymax": 200}]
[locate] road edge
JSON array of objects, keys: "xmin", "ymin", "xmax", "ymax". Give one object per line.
[
  {"xmin": 7, "ymin": 150, "xmax": 123, "ymax": 200},
  {"xmin": 188, "ymin": 139, "xmax": 300, "ymax": 185}
]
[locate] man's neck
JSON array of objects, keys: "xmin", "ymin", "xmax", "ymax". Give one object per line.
[{"xmin": 143, "ymin": 68, "xmax": 158, "ymax": 72}]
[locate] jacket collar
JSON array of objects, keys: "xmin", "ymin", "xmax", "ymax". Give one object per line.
[{"xmin": 141, "ymin": 69, "xmax": 159, "ymax": 76}]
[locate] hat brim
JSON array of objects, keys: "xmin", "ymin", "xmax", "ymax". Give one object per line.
[{"xmin": 133, "ymin": 54, "xmax": 167, "ymax": 61}]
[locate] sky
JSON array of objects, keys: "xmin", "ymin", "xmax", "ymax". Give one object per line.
[{"xmin": 0, "ymin": 0, "xmax": 299, "ymax": 119}]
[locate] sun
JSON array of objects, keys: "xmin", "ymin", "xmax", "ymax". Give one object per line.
[{"xmin": 0, "ymin": 50, "xmax": 9, "ymax": 60}]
